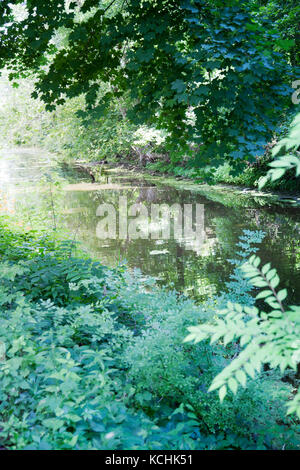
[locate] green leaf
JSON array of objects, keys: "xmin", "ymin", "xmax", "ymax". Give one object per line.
[
  {"xmin": 261, "ymin": 263, "xmax": 271, "ymax": 275},
  {"xmin": 244, "ymin": 363, "xmax": 255, "ymax": 379},
  {"xmin": 276, "ymin": 39, "xmax": 295, "ymax": 50},
  {"xmin": 236, "ymin": 370, "xmax": 247, "ymax": 387},
  {"xmin": 256, "ymin": 289, "xmax": 272, "ymax": 300},
  {"xmin": 171, "ymin": 79, "xmax": 186, "ymax": 94},
  {"xmin": 277, "ymin": 289, "xmax": 287, "ymax": 302},
  {"xmin": 228, "ymin": 377, "xmax": 238, "ymax": 394},
  {"xmin": 269, "ymin": 168, "xmax": 285, "ymax": 182},
  {"xmin": 43, "ymin": 418, "xmax": 64, "ymax": 431},
  {"xmin": 219, "ymin": 385, "xmax": 227, "ymax": 402},
  {"xmin": 266, "ymin": 269, "xmax": 276, "ymax": 281},
  {"xmin": 270, "ymin": 275, "xmax": 280, "ymax": 289}
]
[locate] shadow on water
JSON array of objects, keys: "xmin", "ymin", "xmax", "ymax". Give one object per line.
[{"xmin": 1, "ymin": 147, "xmax": 299, "ymax": 304}]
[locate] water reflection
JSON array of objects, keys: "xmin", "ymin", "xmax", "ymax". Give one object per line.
[
  {"xmin": 60, "ymin": 173, "xmax": 300, "ymax": 304},
  {"xmin": 1, "ymin": 148, "xmax": 300, "ymax": 304}
]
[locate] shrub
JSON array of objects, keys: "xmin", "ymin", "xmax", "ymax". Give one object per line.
[
  {"xmin": 0, "ymin": 221, "xmax": 299, "ymax": 449},
  {"xmin": 185, "ymin": 256, "xmax": 300, "ymax": 421}
]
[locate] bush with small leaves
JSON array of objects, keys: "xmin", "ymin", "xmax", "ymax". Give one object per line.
[
  {"xmin": 259, "ymin": 111, "xmax": 300, "ymax": 189},
  {"xmin": 185, "ymin": 255, "xmax": 300, "ymax": 419}
]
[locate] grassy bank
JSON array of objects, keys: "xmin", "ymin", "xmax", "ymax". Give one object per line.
[{"xmin": 75, "ymin": 162, "xmax": 300, "ymax": 207}]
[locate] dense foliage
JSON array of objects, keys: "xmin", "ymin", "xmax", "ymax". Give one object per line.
[
  {"xmin": 0, "ymin": 75, "xmax": 299, "ymax": 190},
  {"xmin": 252, "ymin": 0, "xmax": 299, "ymax": 67},
  {"xmin": 258, "ymin": 110, "xmax": 300, "ymax": 189},
  {"xmin": 0, "ymin": 0, "xmax": 298, "ymax": 170},
  {"xmin": 185, "ymin": 255, "xmax": 300, "ymax": 417},
  {"xmin": 0, "ymin": 0, "xmax": 299, "ymax": 453},
  {"xmin": 0, "ymin": 219, "xmax": 299, "ymax": 449}
]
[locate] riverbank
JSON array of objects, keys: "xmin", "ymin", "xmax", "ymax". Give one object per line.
[
  {"xmin": 0, "ymin": 148, "xmax": 299, "ymax": 449},
  {"xmin": 1, "ymin": 147, "xmax": 300, "ymax": 306},
  {"xmin": 74, "ymin": 160, "xmax": 300, "ymax": 207}
]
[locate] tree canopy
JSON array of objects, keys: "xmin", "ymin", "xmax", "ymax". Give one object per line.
[{"xmin": 0, "ymin": 0, "xmax": 298, "ymax": 167}]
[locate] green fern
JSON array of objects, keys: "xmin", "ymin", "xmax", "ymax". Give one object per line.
[
  {"xmin": 185, "ymin": 255, "xmax": 300, "ymax": 418},
  {"xmin": 259, "ymin": 111, "xmax": 300, "ymax": 189}
]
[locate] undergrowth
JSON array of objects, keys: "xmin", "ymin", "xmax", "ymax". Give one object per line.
[{"xmin": 0, "ymin": 218, "xmax": 299, "ymax": 450}]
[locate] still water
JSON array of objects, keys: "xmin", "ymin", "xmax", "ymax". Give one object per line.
[{"xmin": 1, "ymin": 148, "xmax": 299, "ymax": 304}]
